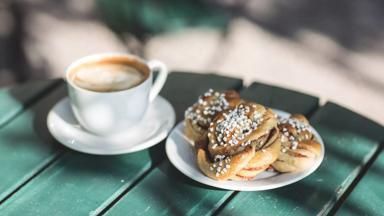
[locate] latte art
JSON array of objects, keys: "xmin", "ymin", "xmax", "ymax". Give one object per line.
[{"xmin": 70, "ymin": 63, "xmax": 145, "ymax": 92}]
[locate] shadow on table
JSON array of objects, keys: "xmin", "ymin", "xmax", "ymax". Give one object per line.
[
  {"xmin": 4, "ymin": 73, "xmax": 383, "ymax": 215},
  {"xmin": 141, "ymin": 102, "xmax": 384, "ymax": 215},
  {"xmin": 2, "ymin": 81, "xmax": 66, "ymax": 151},
  {"xmin": 243, "ymin": 103, "xmax": 384, "ymax": 215},
  {"xmin": 138, "ymin": 159, "xmax": 229, "ymax": 215}
]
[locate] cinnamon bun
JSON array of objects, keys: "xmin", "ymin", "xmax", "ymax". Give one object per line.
[
  {"xmin": 272, "ymin": 114, "xmax": 321, "ymax": 172},
  {"xmin": 196, "ymin": 102, "xmax": 281, "ymax": 181},
  {"xmin": 184, "ymin": 89, "xmax": 241, "ymax": 142}
]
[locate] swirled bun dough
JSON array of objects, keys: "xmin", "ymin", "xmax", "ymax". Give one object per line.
[
  {"xmin": 184, "ymin": 89, "xmax": 241, "ymax": 142},
  {"xmin": 196, "ymin": 102, "xmax": 281, "ymax": 181},
  {"xmin": 272, "ymin": 114, "xmax": 322, "ymax": 172}
]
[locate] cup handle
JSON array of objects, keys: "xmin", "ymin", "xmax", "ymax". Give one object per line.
[{"xmin": 148, "ymin": 60, "xmax": 168, "ymax": 102}]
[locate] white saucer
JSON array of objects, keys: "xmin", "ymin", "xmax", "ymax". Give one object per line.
[
  {"xmin": 165, "ymin": 109, "xmax": 325, "ymax": 191},
  {"xmin": 47, "ymin": 96, "xmax": 175, "ymax": 155}
]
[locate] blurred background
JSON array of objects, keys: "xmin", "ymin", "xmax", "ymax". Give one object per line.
[{"xmin": 0, "ymin": 0, "xmax": 383, "ymax": 125}]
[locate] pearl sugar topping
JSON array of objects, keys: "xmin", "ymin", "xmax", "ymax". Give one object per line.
[
  {"xmin": 185, "ymin": 89, "xmax": 230, "ymax": 126},
  {"xmin": 279, "ymin": 117, "xmax": 311, "ymax": 151},
  {"xmin": 213, "ymin": 104, "xmax": 263, "ymax": 148},
  {"xmin": 210, "ymin": 154, "xmax": 232, "ymax": 177}
]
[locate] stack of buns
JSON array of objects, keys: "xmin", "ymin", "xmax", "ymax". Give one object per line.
[{"xmin": 184, "ymin": 89, "xmax": 321, "ymax": 181}]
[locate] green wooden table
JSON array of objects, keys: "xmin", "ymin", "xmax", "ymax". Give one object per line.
[{"xmin": 0, "ymin": 72, "xmax": 383, "ymax": 216}]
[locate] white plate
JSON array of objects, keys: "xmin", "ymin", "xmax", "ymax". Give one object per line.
[
  {"xmin": 165, "ymin": 109, "xmax": 325, "ymax": 191},
  {"xmin": 47, "ymin": 96, "xmax": 175, "ymax": 155}
]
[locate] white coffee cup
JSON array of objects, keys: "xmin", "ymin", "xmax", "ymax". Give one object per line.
[{"xmin": 66, "ymin": 52, "xmax": 168, "ymax": 135}]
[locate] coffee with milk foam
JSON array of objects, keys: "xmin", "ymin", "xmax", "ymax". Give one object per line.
[{"xmin": 69, "ymin": 59, "xmax": 147, "ymax": 92}]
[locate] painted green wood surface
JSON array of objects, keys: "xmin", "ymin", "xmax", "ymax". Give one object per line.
[
  {"xmin": 219, "ymin": 103, "xmax": 384, "ymax": 216},
  {"xmin": 0, "ymin": 151, "xmax": 153, "ymax": 216},
  {"xmin": 337, "ymin": 150, "xmax": 384, "ymax": 216},
  {"xmin": 0, "ymin": 72, "xmax": 242, "ymax": 215},
  {"xmin": 106, "ymin": 161, "xmax": 233, "ymax": 216},
  {"xmin": 0, "ymin": 80, "xmax": 61, "ymax": 127},
  {"xmin": 241, "ymin": 82, "xmax": 319, "ymax": 115},
  {"xmin": 0, "ymin": 84, "xmax": 67, "ymax": 203},
  {"xmin": 160, "ymin": 72, "xmax": 243, "ymax": 122},
  {"xmin": 2, "ymin": 75, "xmax": 382, "ymax": 216},
  {"xmin": 104, "ymin": 82, "xmax": 319, "ymax": 216}
]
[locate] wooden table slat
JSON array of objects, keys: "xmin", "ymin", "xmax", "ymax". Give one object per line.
[
  {"xmin": 0, "ymin": 82, "xmax": 67, "ymax": 203},
  {"xmin": 0, "ymin": 72, "xmax": 243, "ymax": 215},
  {"xmin": 106, "ymin": 161, "xmax": 233, "ymax": 216},
  {"xmin": 2, "ymin": 75, "xmax": 382, "ymax": 215},
  {"xmin": 219, "ymin": 102, "xmax": 384, "ymax": 216},
  {"xmin": 103, "ymin": 82, "xmax": 319, "ymax": 216},
  {"xmin": 242, "ymin": 82, "xmax": 319, "ymax": 115},
  {"xmin": 0, "ymin": 151, "xmax": 153, "ymax": 216},
  {"xmin": 161, "ymin": 72, "xmax": 243, "ymax": 122},
  {"xmin": 336, "ymin": 149, "xmax": 384, "ymax": 216},
  {"xmin": 0, "ymin": 80, "xmax": 61, "ymax": 128}
]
